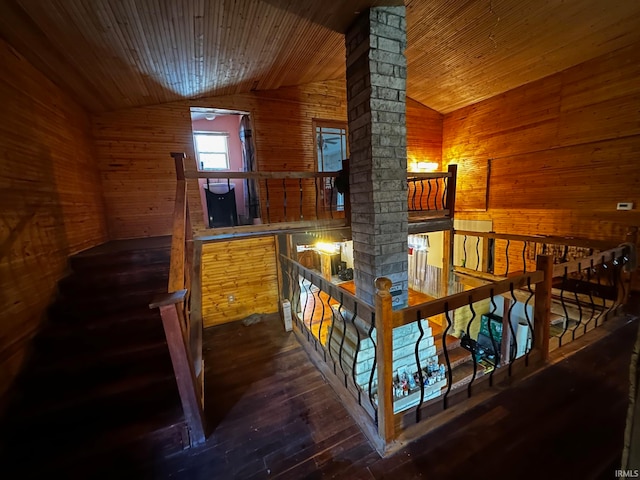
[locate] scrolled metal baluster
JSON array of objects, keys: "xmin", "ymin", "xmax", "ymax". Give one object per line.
[
  {"xmin": 434, "ymin": 177, "xmax": 440, "ymax": 210},
  {"xmin": 427, "ymin": 179, "xmax": 432, "ymax": 211},
  {"xmin": 292, "ymin": 265, "xmax": 302, "ymax": 324},
  {"xmin": 336, "ymin": 294, "xmax": 349, "ymax": 387},
  {"xmin": 414, "ymin": 310, "xmax": 425, "ymax": 423},
  {"xmin": 317, "ymin": 279, "xmax": 327, "ymax": 358},
  {"xmin": 562, "ymin": 245, "xmax": 569, "ymax": 263},
  {"xmin": 523, "ymin": 278, "xmax": 535, "ymax": 365},
  {"xmin": 505, "ymin": 239, "xmax": 511, "ymax": 276},
  {"xmin": 301, "ymin": 273, "xmax": 312, "ymax": 342},
  {"xmin": 367, "ymin": 312, "xmax": 378, "ymax": 423},
  {"xmin": 462, "ymin": 235, "xmax": 468, "ymax": 268},
  {"xmin": 602, "ymin": 255, "xmax": 616, "ymax": 322},
  {"xmin": 583, "ymin": 260, "xmax": 598, "ymax": 334},
  {"xmin": 507, "ymin": 284, "xmax": 518, "ymax": 375},
  {"xmin": 487, "ymin": 290, "xmax": 499, "ymax": 385},
  {"xmin": 410, "ymin": 178, "xmax": 417, "ymax": 211},
  {"xmin": 265, "ymin": 179, "xmax": 271, "ymax": 224},
  {"xmin": 522, "ymin": 241, "xmax": 527, "ymax": 274},
  {"xmin": 309, "ymin": 279, "xmax": 319, "ymax": 348},
  {"xmin": 475, "ymin": 236, "xmax": 481, "ymax": 271},
  {"xmin": 572, "ymin": 263, "xmax": 584, "ymax": 341},
  {"xmin": 441, "ymin": 177, "xmax": 447, "ymax": 210},
  {"xmin": 595, "ymin": 258, "xmax": 607, "ymax": 327},
  {"xmin": 419, "ymin": 179, "xmax": 425, "ymax": 211},
  {"xmin": 330, "ymin": 178, "xmax": 335, "ymax": 219},
  {"xmin": 350, "ymin": 303, "xmax": 362, "ymax": 406},
  {"xmin": 442, "ymin": 303, "xmax": 453, "ymax": 409},
  {"xmin": 325, "ymin": 291, "xmax": 337, "ymax": 374},
  {"xmin": 299, "ymin": 178, "xmax": 303, "ymax": 220},
  {"xmin": 314, "ymin": 177, "xmax": 320, "ymax": 220},
  {"xmin": 559, "ymin": 267, "xmax": 570, "ymax": 346},
  {"xmin": 465, "ymin": 296, "xmax": 478, "ymax": 398}
]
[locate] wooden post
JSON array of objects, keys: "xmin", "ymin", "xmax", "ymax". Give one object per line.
[
  {"xmin": 533, "ymin": 254, "xmax": 554, "ymax": 361},
  {"xmin": 171, "ymin": 152, "xmax": 186, "ymax": 180},
  {"xmin": 374, "ymin": 277, "xmax": 395, "ymax": 446},
  {"xmin": 150, "ymin": 292, "xmax": 206, "ymax": 446},
  {"xmin": 446, "ymin": 164, "xmax": 457, "ymax": 219}
]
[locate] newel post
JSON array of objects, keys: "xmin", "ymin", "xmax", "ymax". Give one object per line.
[
  {"xmin": 533, "ymin": 254, "xmax": 554, "ymax": 361},
  {"xmin": 374, "ymin": 277, "xmax": 395, "ymax": 446}
]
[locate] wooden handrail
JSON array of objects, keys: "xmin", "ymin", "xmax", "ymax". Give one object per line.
[
  {"xmin": 454, "ymin": 229, "xmax": 615, "ymax": 250},
  {"xmin": 407, "ymin": 171, "xmax": 453, "ymax": 179},
  {"xmin": 168, "ymin": 178, "xmax": 187, "ymax": 293},
  {"xmin": 185, "ymin": 171, "xmax": 339, "ymax": 180},
  {"xmin": 393, "ymin": 270, "xmax": 545, "ymax": 328}
]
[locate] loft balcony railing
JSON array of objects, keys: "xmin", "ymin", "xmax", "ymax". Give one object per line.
[
  {"xmin": 279, "ymin": 239, "xmax": 636, "ymax": 454},
  {"xmin": 178, "ymin": 156, "xmax": 456, "ymax": 236}
]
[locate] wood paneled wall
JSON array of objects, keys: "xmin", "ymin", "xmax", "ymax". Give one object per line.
[
  {"xmin": 443, "ymin": 43, "xmax": 640, "ymax": 245},
  {"xmin": 200, "ymin": 237, "xmax": 279, "ymax": 327},
  {"xmin": 0, "ymin": 39, "xmax": 108, "ymax": 397},
  {"xmin": 92, "ymin": 79, "xmax": 442, "ymax": 238}
]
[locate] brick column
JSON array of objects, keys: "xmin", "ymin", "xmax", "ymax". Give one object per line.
[{"xmin": 345, "ymin": 6, "xmax": 408, "ymax": 307}]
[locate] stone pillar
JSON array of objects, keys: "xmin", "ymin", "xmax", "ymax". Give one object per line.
[{"xmin": 345, "ymin": 6, "xmax": 408, "ymax": 307}]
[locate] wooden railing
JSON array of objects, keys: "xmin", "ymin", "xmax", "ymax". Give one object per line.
[
  {"xmin": 452, "ymin": 230, "xmax": 636, "ymax": 351},
  {"xmin": 179, "ymin": 158, "xmax": 456, "ymax": 233},
  {"xmin": 283, "ymin": 239, "xmax": 636, "ymax": 453},
  {"xmin": 149, "ymin": 152, "xmax": 206, "ymax": 446}
]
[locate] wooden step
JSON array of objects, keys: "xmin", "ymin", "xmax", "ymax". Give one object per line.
[
  {"xmin": 58, "ymin": 264, "xmax": 169, "ymax": 294},
  {"xmin": 439, "ymin": 345, "xmax": 472, "ymax": 370},
  {"xmin": 449, "ymin": 361, "xmax": 487, "ymax": 391},
  {"xmin": 69, "ymin": 237, "xmax": 171, "ymax": 271}
]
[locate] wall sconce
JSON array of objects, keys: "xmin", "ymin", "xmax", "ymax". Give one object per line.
[{"xmin": 416, "ymin": 161, "xmax": 439, "ymax": 172}]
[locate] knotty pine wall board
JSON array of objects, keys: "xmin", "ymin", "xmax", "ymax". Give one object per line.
[
  {"xmin": 92, "ymin": 79, "xmax": 442, "ymax": 238},
  {"xmin": 444, "ymin": 42, "xmax": 640, "ymax": 245},
  {"xmin": 0, "ymin": 39, "xmax": 108, "ymax": 397},
  {"xmin": 200, "ymin": 236, "xmax": 279, "ymax": 327}
]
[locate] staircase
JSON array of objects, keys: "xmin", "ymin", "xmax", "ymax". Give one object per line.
[{"xmin": 0, "ymin": 237, "xmax": 186, "ymax": 477}]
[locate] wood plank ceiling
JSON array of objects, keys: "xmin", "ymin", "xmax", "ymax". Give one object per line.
[{"xmin": 0, "ymin": 0, "xmax": 638, "ymax": 113}]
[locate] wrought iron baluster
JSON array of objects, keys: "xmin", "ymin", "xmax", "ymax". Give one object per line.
[
  {"xmin": 317, "ymin": 279, "xmax": 327, "ymax": 358},
  {"xmin": 337, "ymin": 294, "xmax": 349, "ymax": 387},
  {"xmin": 325, "ymin": 291, "xmax": 337, "ymax": 374},
  {"xmin": 504, "ymin": 239, "xmax": 511, "ymax": 276},
  {"xmin": 559, "ymin": 267, "xmax": 570, "ymax": 346},
  {"xmin": 330, "ymin": 178, "xmax": 335, "ymax": 219},
  {"xmin": 309, "ymin": 279, "xmax": 319, "ymax": 349},
  {"xmin": 434, "ymin": 178, "xmax": 440, "ymax": 210},
  {"xmin": 314, "ymin": 177, "xmax": 320, "ymax": 220},
  {"xmin": 442, "ymin": 303, "xmax": 453, "ymax": 409},
  {"xmin": 414, "ymin": 310, "xmax": 425, "ymax": 423},
  {"xmin": 595, "ymin": 259, "xmax": 606, "ymax": 327},
  {"xmin": 487, "ymin": 290, "xmax": 499, "ymax": 385},
  {"xmin": 265, "ymin": 179, "xmax": 271, "ymax": 224},
  {"xmin": 488, "ymin": 238, "xmax": 495, "ymax": 273},
  {"xmin": 427, "ymin": 179, "xmax": 432, "ymax": 210},
  {"xmin": 465, "ymin": 297, "xmax": 478, "ymax": 398},
  {"xmin": 584, "ymin": 260, "xmax": 598, "ymax": 334},
  {"xmin": 462, "ymin": 235, "xmax": 468, "ymax": 268},
  {"xmin": 350, "ymin": 303, "xmax": 362, "ymax": 406},
  {"xmin": 522, "ymin": 241, "xmax": 528, "ymax": 274},
  {"xmin": 475, "ymin": 236, "xmax": 481, "ymax": 271},
  {"xmin": 367, "ymin": 312, "xmax": 378, "ymax": 424},
  {"xmin": 523, "ymin": 278, "xmax": 535, "ymax": 365},
  {"xmin": 572, "ymin": 263, "xmax": 584, "ymax": 341},
  {"xmin": 410, "ymin": 178, "xmax": 417, "ymax": 211},
  {"xmin": 441, "ymin": 177, "xmax": 447, "ymax": 209},
  {"xmin": 301, "ymin": 273, "xmax": 311, "ymax": 342},
  {"xmin": 507, "ymin": 284, "xmax": 518, "ymax": 375},
  {"xmin": 419, "ymin": 179, "xmax": 425, "ymax": 211}
]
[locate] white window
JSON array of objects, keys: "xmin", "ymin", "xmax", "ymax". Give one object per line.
[{"xmin": 194, "ymin": 132, "xmax": 229, "ymax": 170}]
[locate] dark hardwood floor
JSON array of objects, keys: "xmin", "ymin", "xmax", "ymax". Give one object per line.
[{"xmin": 148, "ymin": 311, "xmax": 638, "ymax": 480}]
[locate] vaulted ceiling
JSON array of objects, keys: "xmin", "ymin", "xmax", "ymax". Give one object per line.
[{"xmin": 1, "ymin": 0, "xmax": 639, "ymax": 113}]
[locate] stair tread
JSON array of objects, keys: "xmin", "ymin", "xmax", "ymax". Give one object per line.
[{"xmin": 439, "ymin": 345, "xmax": 472, "ymax": 369}]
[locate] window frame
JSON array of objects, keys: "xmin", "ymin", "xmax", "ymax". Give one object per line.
[
  {"xmin": 193, "ymin": 131, "xmax": 230, "ymax": 171},
  {"xmin": 313, "ymin": 119, "xmax": 348, "ymax": 211}
]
